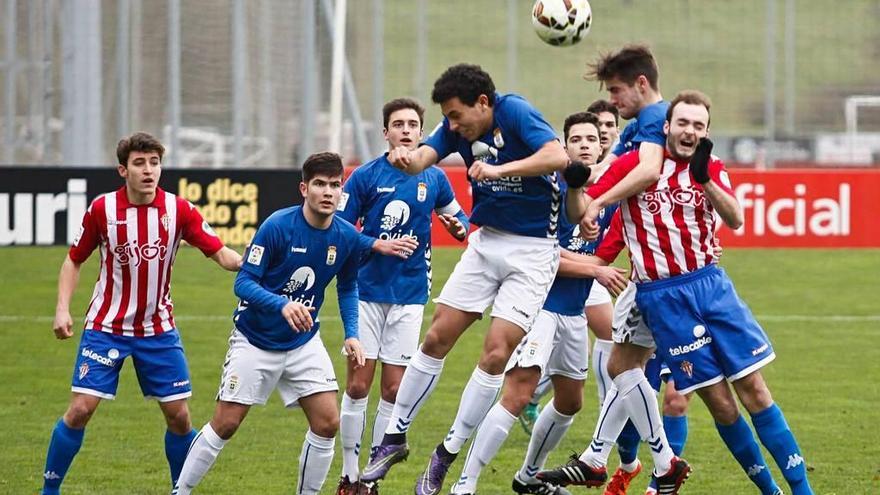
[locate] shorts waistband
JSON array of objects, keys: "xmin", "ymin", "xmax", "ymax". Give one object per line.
[
  {"xmin": 636, "ymin": 264, "xmax": 719, "ymax": 292},
  {"xmin": 480, "ymin": 226, "xmax": 559, "ymax": 247}
]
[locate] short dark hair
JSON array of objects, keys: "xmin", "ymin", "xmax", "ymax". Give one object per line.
[
  {"xmin": 563, "ymin": 112, "xmax": 600, "ymax": 142},
  {"xmin": 116, "ymin": 132, "xmax": 165, "ymax": 166},
  {"xmin": 587, "ymin": 99, "xmax": 619, "ymax": 125},
  {"xmin": 382, "ymin": 98, "xmax": 426, "ymax": 130},
  {"xmin": 666, "ymin": 89, "xmax": 712, "ymax": 125},
  {"xmin": 431, "ymin": 64, "xmax": 496, "ymax": 107},
  {"xmin": 302, "ymin": 152, "xmax": 344, "ymax": 182},
  {"xmin": 586, "ymin": 44, "xmax": 659, "ymax": 91}
]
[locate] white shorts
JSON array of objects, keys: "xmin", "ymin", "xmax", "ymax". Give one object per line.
[
  {"xmin": 505, "ymin": 310, "xmax": 589, "ymax": 380},
  {"xmin": 217, "ymin": 329, "xmax": 338, "ymax": 408},
  {"xmin": 356, "ymin": 301, "xmax": 423, "ymax": 365},
  {"xmin": 611, "ymin": 282, "xmax": 655, "ymax": 349},
  {"xmin": 585, "ymin": 283, "xmax": 612, "ymax": 307},
  {"xmin": 435, "ymin": 227, "xmax": 559, "ymax": 331}
]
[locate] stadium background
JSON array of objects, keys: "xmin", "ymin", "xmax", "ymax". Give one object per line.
[{"xmin": 2, "ymin": 0, "xmax": 879, "ymax": 493}]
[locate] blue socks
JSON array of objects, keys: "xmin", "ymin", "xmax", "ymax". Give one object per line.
[
  {"xmin": 663, "ymin": 415, "xmax": 688, "ymax": 456},
  {"xmin": 752, "ymin": 404, "xmax": 813, "ymax": 495},
  {"xmin": 165, "ymin": 429, "xmax": 197, "ymax": 486},
  {"xmin": 615, "ymin": 420, "xmax": 641, "ymax": 465},
  {"xmin": 716, "ymin": 415, "xmax": 780, "ymax": 495},
  {"xmin": 42, "ymin": 418, "xmax": 85, "ymax": 495}
]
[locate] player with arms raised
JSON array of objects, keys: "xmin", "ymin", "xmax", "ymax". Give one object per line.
[
  {"xmin": 41, "ymin": 132, "xmax": 242, "ymax": 495},
  {"xmin": 360, "ymin": 63, "xmax": 568, "ymax": 495}
]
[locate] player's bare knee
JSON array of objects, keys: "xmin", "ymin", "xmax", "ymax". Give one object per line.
[
  {"xmin": 380, "ymin": 382, "xmax": 399, "ymax": 403},
  {"xmin": 499, "ymin": 388, "xmax": 532, "ymax": 415},
  {"xmin": 310, "ymin": 416, "xmax": 339, "ymax": 438},
  {"xmin": 346, "ymin": 380, "xmax": 370, "ymax": 399},
  {"xmin": 421, "ymin": 329, "xmax": 453, "ymax": 358},
  {"xmin": 162, "ymin": 405, "xmax": 192, "ymax": 434},
  {"xmin": 477, "ymin": 348, "xmax": 509, "ymax": 375},
  {"xmin": 64, "ymin": 401, "xmax": 96, "ymax": 428},
  {"xmin": 553, "ymin": 396, "xmax": 582, "ymax": 416},
  {"xmin": 734, "ymin": 373, "xmax": 774, "ymax": 413}
]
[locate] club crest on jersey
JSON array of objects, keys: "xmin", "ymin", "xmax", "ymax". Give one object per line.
[
  {"xmin": 326, "ymin": 246, "xmax": 337, "ymax": 265},
  {"xmin": 493, "ymin": 128, "xmax": 505, "ymax": 149},
  {"xmin": 160, "ymin": 213, "xmax": 170, "ymax": 232},
  {"xmin": 381, "ymin": 200, "xmax": 410, "ymax": 230},
  {"xmin": 227, "ymin": 374, "xmax": 239, "ymax": 392},
  {"xmin": 680, "ymin": 360, "xmax": 694, "ymax": 378},
  {"xmin": 78, "ymin": 362, "xmax": 89, "ymax": 380},
  {"xmin": 417, "ymin": 182, "xmax": 428, "ymax": 202}
]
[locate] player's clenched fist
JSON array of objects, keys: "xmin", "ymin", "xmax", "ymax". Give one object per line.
[
  {"xmin": 388, "ymin": 145, "xmax": 413, "ymax": 171},
  {"xmin": 468, "ymin": 160, "xmax": 503, "ymax": 182},
  {"xmin": 281, "ymin": 301, "xmax": 315, "ymax": 332},
  {"xmin": 53, "ymin": 309, "xmax": 74, "ymax": 339}
]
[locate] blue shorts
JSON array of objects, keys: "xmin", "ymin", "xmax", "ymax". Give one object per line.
[
  {"xmin": 644, "ymin": 352, "xmax": 671, "ymax": 392},
  {"xmin": 71, "ymin": 329, "xmax": 192, "ymax": 402},
  {"xmin": 635, "ymin": 265, "xmax": 775, "ymax": 395}
]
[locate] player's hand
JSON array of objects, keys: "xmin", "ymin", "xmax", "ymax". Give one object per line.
[
  {"xmin": 579, "ymin": 217, "xmax": 600, "ymax": 241},
  {"xmin": 388, "ymin": 146, "xmax": 414, "ymax": 172},
  {"xmin": 373, "ymin": 237, "xmax": 419, "ymax": 259},
  {"xmin": 593, "ymin": 266, "xmax": 629, "ymax": 297},
  {"xmin": 562, "ymin": 160, "xmax": 591, "ymax": 189},
  {"xmin": 343, "ymin": 338, "xmax": 366, "ymax": 368},
  {"xmin": 438, "ymin": 213, "xmax": 467, "ymax": 241},
  {"xmin": 53, "ymin": 309, "xmax": 74, "ymax": 339},
  {"xmin": 584, "ymin": 201, "xmax": 604, "ymax": 227},
  {"xmin": 712, "ymin": 238, "xmax": 723, "ymax": 260},
  {"xmin": 281, "ymin": 302, "xmax": 315, "ymax": 332},
  {"xmin": 689, "ymin": 137, "xmax": 713, "ymax": 184},
  {"xmin": 468, "ymin": 161, "xmax": 503, "ymax": 182}
]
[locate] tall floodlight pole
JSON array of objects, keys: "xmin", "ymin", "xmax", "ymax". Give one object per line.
[{"xmin": 328, "ymin": 0, "xmax": 348, "ymax": 153}]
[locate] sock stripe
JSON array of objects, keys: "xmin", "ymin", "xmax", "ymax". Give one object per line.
[
  {"xmin": 596, "ymin": 350, "xmax": 607, "ymax": 400},
  {"xmin": 529, "ymin": 421, "xmax": 556, "ymax": 466},
  {"xmin": 298, "ymin": 443, "xmax": 311, "ymax": 494},
  {"xmin": 636, "ymin": 382, "xmax": 656, "ymax": 438},
  {"xmin": 407, "ymin": 374, "xmax": 436, "ymax": 418},
  {"xmin": 595, "ymin": 389, "xmax": 620, "ymax": 439}
]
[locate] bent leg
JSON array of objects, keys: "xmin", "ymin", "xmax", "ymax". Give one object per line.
[{"xmin": 42, "ymin": 393, "xmax": 101, "ymax": 495}]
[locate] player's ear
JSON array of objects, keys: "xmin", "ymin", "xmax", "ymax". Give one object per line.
[
  {"xmin": 117, "ymin": 163, "xmax": 127, "ymax": 179},
  {"xmin": 663, "ymin": 120, "xmax": 670, "ymax": 136},
  {"xmin": 299, "ymin": 181, "xmax": 307, "ymax": 197},
  {"xmin": 478, "ymin": 93, "xmax": 489, "ymax": 108}
]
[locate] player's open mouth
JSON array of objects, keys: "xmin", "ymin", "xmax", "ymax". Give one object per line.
[
  {"xmin": 579, "ymin": 153, "xmax": 593, "ymax": 161},
  {"xmin": 400, "ymin": 138, "xmax": 413, "ymax": 145},
  {"xmin": 600, "ymin": 137, "xmax": 609, "ymax": 145}
]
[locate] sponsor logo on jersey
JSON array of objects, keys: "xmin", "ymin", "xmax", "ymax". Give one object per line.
[
  {"xmin": 247, "ymin": 244, "xmax": 264, "ymax": 265},
  {"xmin": 566, "ymin": 225, "xmax": 586, "ymax": 251},
  {"xmin": 381, "ymin": 200, "xmax": 410, "ymax": 231},
  {"xmin": 752, "ymin": 343, "xmax": 769, "ymax": 356},
  {"xmin": 377, "ymin": 187, "xmax": 396, "ymax": 193},
  {"xmin": 107, "ymin": 220, "xmax": 128, "ymax": 226},
  {"xmin": 82, "ymin": 348, "xmax": 115, "ymax": 367},
  {"xmin": 337, "ymin": 192, "xmax": 350, "ymax": 211},
  {"xmin": 643, "ymin": 185, "xmax": 707, "ymax": 215},
  {"xmin": 291, "ymin": 246, "xmax": 307, "ymax": 253},
  {"xmin": 680, "ymin": 360, "xmax": 694, "ymax": 378},
  {"xmin": 326, "ymin": 246, "xmax": 337, "ymax": 265},
  {"xmin": 417, "ymin": 182, "xmax": 428, "ymax": 202},
  {"xmin": 173, "ymin": 380, "xmax": 190, "ymax": 388},
  {"xmin": 785, "ymin": 453, "xmax": 804, "ymax": 470},
  {"xmin": 512, "ymin": 306, "xmax": 531, "ymax": 320},
  {"xmin": 107, "ymin": 348, "xmax": 119, "ymax": 360},
  {"xmin": 471, "ymin": 140, "xmax": 499, "ymax": 163},
  {"xmin": 284, "ymin": 266, "xmax": 316, "ymax": 293},
  {"xmin": 668, "ymin": 335, "xmax": 713, "ymax": 356},
  {"xmin": 227, "ymin": 374, "xmax": 239, "ymax": 392},
  {"xmin": 78, "ymin": 362, "xmax": 89, "ymax": 380},
  {"xmin": 113, "ymin": 239, "xmax": 168, "ymax": 267},
  {"xmin": 693, "ymin": 324, "xmax": 706, "ymax": 337}
]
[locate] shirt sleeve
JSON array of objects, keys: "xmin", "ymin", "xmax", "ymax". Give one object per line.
[
  {"xmin": 707, "ymin": 157, "xmax": 735, "ymax": 196},
  {"xmin": 180, "ymin": 200, "xmax": 224, "ymax": 256},
  {"xmin": 233, "ymin": 269, "xmax": 289, "ymax": 313},
  {"xmin": 240, "ymin": 214, "xmax": 280, "ymax": 279},
  {"xmin": 68, "ymin": 198, "xmax": 103, "ymax": 263},
  {"xmin": 506, "ymin": 96, "xmax": 559, "ymax": 153},
  {"xmin": 336, "ymin": 248, "xmax": 360, "ymax": 340},
  {"xmin": 422, "ymin": 119, "xmax": 456, "ymax": 161},
  {"xmin": 337, "ymin": 168, "xmax": 364, "ymax": 225},
  {"xmin": 595, "ymin": 210, "xmax": 626, "ymax": 264},
  {"xmin": 586, "ymin": 151, "xmax": 640, "ymax": 199},
  {"xmin": 632, "ymin": 105, "xmax": 667, "ymax": 148}
]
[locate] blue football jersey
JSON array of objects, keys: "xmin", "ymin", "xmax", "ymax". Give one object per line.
[
  {"xmin": 612, "ymin": 101, "xmax": 669, "ymax": 157},
  {"xmin": 424, "ymin": 92, "xmax": 561, "ymax": 239},
  {"xmin": 543, "ymin": 187, "xmax": 619, "ymax": 317},
  {"xmin": 233, "ymin": 206, "xmax": 370, "ymax": 351},
  {"xmin": 338, "ymin": 154, "xmax": 461, "ymax": 305}
]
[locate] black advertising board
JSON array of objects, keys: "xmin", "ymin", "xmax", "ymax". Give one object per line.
[{"xmin": 0, "ymin": 167, "xmax": 303, "ymax": 246}]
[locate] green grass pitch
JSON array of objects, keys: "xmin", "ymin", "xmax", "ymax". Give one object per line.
[{"xmin": 2, "ymin": 246, "xmax": 878, "ymax": 494}]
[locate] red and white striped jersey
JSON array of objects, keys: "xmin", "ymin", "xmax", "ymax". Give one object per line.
[
  {"xmin": 69, "ymin": 187, "xmax": 223, "ymax": 337},
  {"xmin": 588, "ymin": 150, "xmax": 734, "ymax": 282}
]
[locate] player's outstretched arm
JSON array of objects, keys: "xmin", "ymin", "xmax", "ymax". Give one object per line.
[
  {"xmin": 54, "ymin": 255, "xmax": 82, "ymax": 339},
  {"xmin": 388, "ymin": 144, "xmax": 439, "ymax": 175},
  {"xmin": 487, "ymin": 140, "xmax": 568, "ymax": 179},
  {"xmin": 557, "ymin": 250, "xmax": 628, "ymax": 296},
  {"xmin": 590, "ymin": 142, "xmax": 663, "ymax": 220},
  {"xmin": 563, "ymin": 161, "xmax": 591, "ymax": 223},
  {"xmin": 210, "ymin": 246, "xmax": 243, "ymax": 271}
]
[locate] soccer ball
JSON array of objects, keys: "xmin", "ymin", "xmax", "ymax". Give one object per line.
[{"xmin": 531, "ymin": 0, "xmax": 592, "ymax": 46}]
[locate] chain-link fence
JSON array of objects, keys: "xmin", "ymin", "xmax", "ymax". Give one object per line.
[{"xmin": 2, "ymin": 0, "xmax": 879, "ymax": 167}]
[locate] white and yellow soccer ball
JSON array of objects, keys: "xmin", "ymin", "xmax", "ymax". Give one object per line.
[{"xmin": 531, "ymin": 0, "xmax": 592, "ymax": 46}]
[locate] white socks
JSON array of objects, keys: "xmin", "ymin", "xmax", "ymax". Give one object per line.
[
  {"xmin": 518, "ymin": 401, "xmax": 574, "ymax": 482},
  {"xmin": 297, "ymin": 429, "xmax": 335, "ymax": 494},
  {"xmin": 452, "ymin": 403, "xmax": 517, "ymax": 494},
  {"xmin": 372, "ymin": 399, "xmax": 394, "ymax": 453},
  {"xmin": 174, "ymin": 423, "xmax": 227, "ymax": 494},
  {"xmin": 592, "ymin": 339, "xmax": 614, "ymax": 407},
  {"xmin": 340, "ymin": 393, "xmax": 368, "ymax": 481},
  {"xmin": 385, "ymin": 350, "xmax": 445, "ymax": 435},
  {"xmin": 442, "ymin": 366, "xmax": 504, "ymax": 454}
]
